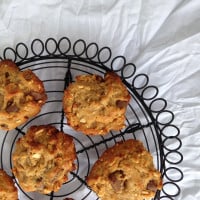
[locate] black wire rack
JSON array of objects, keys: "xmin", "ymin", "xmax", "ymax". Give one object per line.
[{"xmin": 0, "ymin": 37, "xmax": 183, "ymax": 200}]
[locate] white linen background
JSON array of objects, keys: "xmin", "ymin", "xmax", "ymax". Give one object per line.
[{"xmin": 0, "ymin": 0, "xmax": 200, "ymax": 199}]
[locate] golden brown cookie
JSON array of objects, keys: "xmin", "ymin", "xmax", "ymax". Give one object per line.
[
  {"xmin": 0, "ymin": 59, "xmax": 47, "ymax": 130},
  {"xmin": 12, "ymin": 125, "xmax": 76, "ymax": 194},
  {"xmin": 63, "ymin": 72, "xmax": 130, "ymax": 135},
  {"xmin": 0, "ymin": 169, "xmax": 18, "ymax": 200},
  {"xmin": 87, "ymin": 139, "xmax": 162, "ymax": 200}
]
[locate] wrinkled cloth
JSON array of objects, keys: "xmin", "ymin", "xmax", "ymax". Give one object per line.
[{"xmin": 0, "ymin": 0, "xmax": 200, "ymax": 199}]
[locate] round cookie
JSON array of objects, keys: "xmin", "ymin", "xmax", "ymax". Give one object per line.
[
  {"xmin": 63, "ymin": 72, "xmax": 130, "ymax": 135},
  {"xmin": 0, "ymin": 60, "xmax": 47, "ymax": 130},
  {"xmin": 0, "ymin": 169, "xmax": 18, "ymax": 200},
  {"xmin": 87, "ymin": 139, "xmax": 162, "ymax": 200},
  {"xmin": 12, "ymin": 125, "xmax": 76, "ymax": 194}
]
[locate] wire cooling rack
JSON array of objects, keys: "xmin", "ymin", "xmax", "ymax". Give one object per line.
[{"xmin": 0, "ymin": 37, "xmax": 183, "ymax": 200}]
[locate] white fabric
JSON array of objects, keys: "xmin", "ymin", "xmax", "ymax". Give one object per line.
[{"xmin": 0, "ymin": 0, "xmax": 200, "ymax": 199}]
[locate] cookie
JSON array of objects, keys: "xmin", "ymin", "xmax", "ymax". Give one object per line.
[
  {"xmin": 87, "ymin": 139, "xmax": 162, "ymax": 200},
  {"xmin": 0, "ymin": 169, "xmax": 18, "ymax": 200},
  {"xmin": 63, "ymin": 72, "xmax": 130, "ymax": 135},
  {"xmin": 0, "ymin": 59, "xmax": 47, "ymax": 130},
  {"xmin": 12, "ymin": 125, "xmax": 76, "ymax": 194}
]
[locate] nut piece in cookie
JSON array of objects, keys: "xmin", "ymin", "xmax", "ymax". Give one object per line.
[
  {"xmin": 12, "ymin": 125, "xmax": 76, "ymax": 194},
  {"xmin": 0, "ymin": 60, "xmax": 47, "ymax": 130},
  {"xmin": 0, "ymin": 169, "xmax": 18, "ymax": 200},
  {"xmin": 87, "ymin": 139, "xmax": 162, "ymax": 200},
  {"xmin": 63, "ymin": 72, "xmax": 130, "ymax": 135}
]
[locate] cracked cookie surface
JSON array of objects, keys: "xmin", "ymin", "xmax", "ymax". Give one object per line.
[
  {"xmin": 0, "ymin": 60, "xmax": 47, "ymax": 130},
  {"xmin": 12, "ymin": 125, "xmax": 76, "ymax": 194},
  {"xmin": 0, "ymin": 169, "xmax": 18, "ymax": 200},
  {"xmin": 63, "ymin": 72, "xmax": 130, "ymax": 135},
  {"xmin": 87, "ymin": 139, "xmax": 162, "ymax": 200}
]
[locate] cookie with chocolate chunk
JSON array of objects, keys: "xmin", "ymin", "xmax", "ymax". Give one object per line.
[
  {"xmin": 87, "ymin": 139, "xmax": 162, "ymax": 200},
  {"xmin": 63, "ymin": 72, "xmax": 130, "ymax": 135},
  {"xmin": 12, "ymin": 125, "xmax": 76, "ymax": 194},
  {"xmin": 0, "ymin": 60, "xmax": 47, "ymax": 130},
  {"xmin": 0, "ymin": 169, "xmax": 18, "ymax": 200}
]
